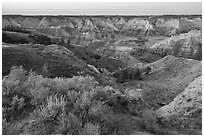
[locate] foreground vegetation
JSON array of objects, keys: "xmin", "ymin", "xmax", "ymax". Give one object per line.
[
  {"xmin": 2, "ymin": 66, "xmax": 175, "ymax": 135},
  {"xmin": 3, "ymin": 66, "xmax": 201, "ymax": 135}
]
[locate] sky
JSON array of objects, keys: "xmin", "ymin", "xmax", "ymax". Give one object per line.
[{"xmin": 2, "ymin": 2, "xmax": 202, "ymax": 15}]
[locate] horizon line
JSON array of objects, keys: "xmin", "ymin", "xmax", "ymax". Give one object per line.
[{"xmin": 3, "ymin": 13, "xmax": 202, "ymax": 16}]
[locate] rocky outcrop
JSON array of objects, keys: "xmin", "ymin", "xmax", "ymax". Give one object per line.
[
  {"xmin": 38, "ymin": 17, "xmax": 51, "ymax": 28},
  {"xmin": 3, "ymin": 17, "xmax": 21, "ymax": 28},
  {"xmin": 150, "ymin": 30, "xmax": 202, "ymax": 60},
  {"xmin": 21, "ymin": 17, "xmax": 40, "ymax": 28},
  {"xmin": 113, "ymin": 17, "xmax": 126, "ymax": 29},
  {"xmin": 94, "ymin": 18, "xmax": 118, "ymax": 31},
  {"xmin": 155, "ymin": 18, "xmax": 180, "ymax": 36},
  {"xmin": 123, "ymin": 18, "xmax": 154, "ymax": 36},
  {"xmin": 82, "ymin": 19, "xmax": 96, "ymax": 31},
  {"xmin": 3, "ymin": 15, "xmax": 202, "ymax": 39},
  {"xmin": 178, "ymin": 18, "xmax": 202, "ymax": 34},
  {"xmin": 155, "ymin": 17, "xmax": 202, "ymax": 36}
]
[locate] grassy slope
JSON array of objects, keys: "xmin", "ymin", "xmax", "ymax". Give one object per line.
[
  {"xmin": 3, "ymin": 45, "xmax": 43, "ymax": 76},
  {"xmin": 2, "ymin": 31, "xmax": 53, "ymax": 45},
  {"xmin": 2, "ymin": 43, "xmax": 123, "ymax": 86},
  {"xmin": 2, "ymin": 44, "xmax": 87, "ymax": 77},
  {"xmin": 67, "ymin": 45, "xmax": 125, "ymax": 72},
  {"xmin": 119, "ymin": 56, "xmax": 201, "ymax": 109}
]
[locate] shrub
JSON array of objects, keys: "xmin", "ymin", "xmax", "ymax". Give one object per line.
[
  {"xmin": 24, "ymin": 95, "xmax": 67, "ymax": 135},
  {"xmin": 2, "ymin": 66, "xmax": 34, "ymax": 122},
  {"xmin": 55, "ymin": 111, "xmax": 84, "ymax": 135},
  {"xmin": 3, "ymin": 66, "xmax": 184, "ymax": 135},
  {"xmin": 22, "ymin": 73, "xmax": 51, "ymax": 105},
  {"xmin": 83, "ymin": 122, "xmax": 101, "ymax": 135},
  {"xmin": 2, "ymin": 119, "xmax": 24, "ymax": 135},
  {"xmin": 158, "ymin": 110, "xmax": 202, "ymax": 135},
  {"xmin": 3, "ymin": 66, "xmax": 102, "ymax": 134}
]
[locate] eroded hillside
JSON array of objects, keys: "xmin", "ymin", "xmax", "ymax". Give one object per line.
[{"xmin": 2, "ymin": 14, "xmax": 202, "ymax": 135}]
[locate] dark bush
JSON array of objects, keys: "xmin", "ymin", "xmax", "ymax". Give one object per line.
[
  {"xmin": 111, "ymin": 67, "xmax": 141, "ymax": 83},
  {"xmin": 2, "ymin": 32, "xmax": 29, "ymax": 44},
  {"xmin": 3, "ymin": 26, "xmax": 30, "ymax": 34}
]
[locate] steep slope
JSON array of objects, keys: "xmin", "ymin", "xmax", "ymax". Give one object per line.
[
  {"xmin": 154, "ymin": 17, "xmax": 201, "ymax": 36},
  {"xmin": 156, "ymin": 76, "xmax": 202, "ymax": 118},
  {"xmin": 155, "ymin": 18, "xmax": 180, "ymax": 36},
  {"xmin": 150, "ymin": 30, "xmax": 202, "ymax": 60},
  {"xmin": 121, "ymin": 55, "xmax": 201, "ymax": 109},
  {"xmin": 156, "ymin": 76, "xmax": 202, "ymax": 134},
  {"xmin": 20, "ymin": 17, "xmax": 41, "ymax": 28},
  {"xmin": 81, "ymin": 19, "xmax": 97, "ymax": 31},
  {"xmin": 2, "ymin": 17, "xmax": 21, "ymax": 28},
  {"xmin": 113, "ymin": 17, "xmax": 127, "ymax": 29},
  {"xmin": 178, "ymin": 18, "xmax": 202, "ymax": 33},
  {"xmin": 123, "ymin": 18, "xmax": 154, "ymax": 36}
]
